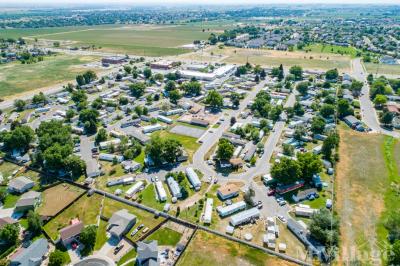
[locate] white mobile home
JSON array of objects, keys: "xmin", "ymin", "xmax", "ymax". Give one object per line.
[
  {"xmin": 157, "ymin": 115, "xmax": 173, "ymax": 124},
  {"xmin": 167, "ymin": 177, "xmax": 181, "ymax": 198},
  {"xmin": 185, "ymin": 167, "xmax": 201, "ymax": 191},
  {"xmin": 142, "ymin": 124, "xmax": 163, "ymax": 134},
  {"xmin": 98, "ymin": 153, "xmax": 124, "ymax": 163},
  {"xmin": 216, "ymin": 201, "xmax": 246, "ymax": 217},
  {"xmin": 230, "ymin": 207, "xmax": 260, "ymax": 227},
  {"xmin": 204, "ymin": 198, "xmax": 213, "ymax": 224},
  {"xmin": 125, "ymin": 181, "xmax": 144, "ymax": 198},
  {"xmin": 99, "ymin": 139, "xmax": 121, "ymax": 150},
  {"xmin": 155, "ymin": 180, "xmax": 167, "ymax": 202}
]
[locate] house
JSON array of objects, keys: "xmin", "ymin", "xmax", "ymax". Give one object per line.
[
  {"xmin": 244, "ymin": 145, "xmax": 257, "ymax": 162},
  {"xmin": 167, "ymin": 176, "xmax": 181, "ymax": 198},
  {"xmin": 216, "ymin": 201, "xmax": 247, "ymax": 217},
  {"xmin": 99, "ymin": 153, "xmax": 124, "ymax": 163},
  {"xmin": 155, "ymin": 180, "xmax": 167, "ymax": 202},
  {"xmin": 217, "ymin": 184, "xmax": 239, "ymax": 200},
  {"xmin": 10, "ymin": 238, "xmax": 49, "ymax": 266},
  {"xmin": 0, "ymin": 217, "xmax": 18, "ymax": 229},
  {"xmin": 380, "ymin": 55, "xmax": 398, "ymax": 65},
  {"xmin": 142, "ymin": 124, "xmax": 164, "ymax": 134},
  {"xmin": 8, "ymin": 176, "xmax": 35, "ymax": 194},
  {"xmin": 295, "ymin": 205, "xmax": 317, "ymax": 217},
  {"xmin": 229, "ymin": 158, "xmax": 244, "ymax": 168},
  {"xmin": 292, "ymin": 189, "xmax": 318, "ymax": 203},
  {"xmin": 125, "ymin": 181, "xmax": 144, "ymax": 198},
  {"xmin": 107, "ymin": 209, "xmax": 137, "ymax": 239},
  {"xmin": 15, "ymin": 191, "xmax": 41, "ymax": 213},
  {"xmin": 137, "ymin": 240, "xmax": 159, "ymax": 266},
  {"xmin": 344, "ymin": 115, "xmax": 362, "ymax": 129},
  {"xmin": 59, "ymin": 221, "xmax": 84, "ymax": 246}
]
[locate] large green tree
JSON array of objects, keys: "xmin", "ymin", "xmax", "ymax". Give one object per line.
[
  {"xmin": 216, "ymin": 138, "xmax": 234, "ymax": 161},
  {"xmin": 297, "ymin": 152, "xmax": 322, "ymax": 182},
  {"xmin": 0, "ymin": 223, "xmax": 19, "ymax": 245},
  {"xmin": 270, "ymin": 157, "xmax": 302, "ymax": 184},
  {"xmin": 79, "ymin": 109, "xmax": 99, "ymax": 134},
  {"xmin": 2, "ymin": 125, "xmax": 35, "ymax": 152},
  {"xmin": 289, "ymin": 65, "xmax": 303, "ymax": 80},
  {"xmin": 27, "ymin": 210, "xmax": 42, "ymax": 236},
  {"xmin": 205, "ymin": 90, "xmax": 223, "ymax": 109},
  {"xmin": 130, "ymin": 82, "xmax": 146, "ymax": 98},
  {"xmin": 80, "ymin": 225, "xmax": 97, "ymax": 256},
  {"xmin": 309, "ymin": 208, "xmax": 339, "ymax": 247}
]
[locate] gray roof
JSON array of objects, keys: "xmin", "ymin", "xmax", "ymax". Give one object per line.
[
  {"xmin": 108, "ymin": 209, "xmax": 136, "ymax": 238},
  {"xmin": 137, "ymin": 240, "xmax": 159, "ymax": 264},
  {"xmin": 8, "ymin": 176, "xmax": 34, "ymax": 191},
  {"xmin": 10, "ymin": 238, "xmax": 48, "ymax": 266}
]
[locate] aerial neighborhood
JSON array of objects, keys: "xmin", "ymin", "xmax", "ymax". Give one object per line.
[{"xmin": 0, "ymin": 3, "xmax": 399, "ymax": 266}]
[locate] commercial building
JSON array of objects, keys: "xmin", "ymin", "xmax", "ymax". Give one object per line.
[
  {"xmin": 155, "ymin": 180, "xmax": 167, "ymax": 202},
  {"xmin": 185, "ymin": 167, "xmax": 201, "ymax": 191},
  {"xmin": 204, "ymin": 198, "xmax": 213, "ymax": 224},
  {"xmin": 230, "ymin": 207, "xmax": 260, "ymax": 227},
  {"xmin": 216, "ymin": 201, "xmax": 246, "ymax": 217}
]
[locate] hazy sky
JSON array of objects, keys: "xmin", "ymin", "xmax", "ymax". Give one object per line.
[{"xmin": 1, "ymin": 0, "xmax": 400, "ymax": 5}]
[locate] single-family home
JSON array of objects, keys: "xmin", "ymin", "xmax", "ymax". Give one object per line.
[
  {"xmin": 10, "ymin": 238, "xmax": 49, "ymax": 266},
  {"xmin": 137, "ymin": 240, "xmax": 159, "ymax": 266},
  {"xmin": 15, "ymin": 191, "xmax": 41, "ymax": 213},
  {"xmin": 59, "ymin": 221, "xmax": 84, "ymax": 247},
  {"xmin": 8, "ymin": 176, "xmax": 35, "ymax": 194},
  {"xmin": 107, "ymin": 209, "xmax": 136, "ymax": 239},
  {"xmin": 217, "ymin": 184, "xmax": 239, "ymax": 200}
]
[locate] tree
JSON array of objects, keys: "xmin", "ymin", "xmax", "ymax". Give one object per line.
[
  {"xmin": 32, "ymin": 92, "xmax": 47, "ymax": 105},
  {"xmin": 260, "ymin": 69, "xmax": 266, "ymax": 79},
  {"xmin": 296, "ymin": 81, "xmax": 309, "ymax": 95},
  {"xmin": 289, "ymin": 65, "xmax": 303, "ymax": 80},
  {"xmin": 145, "ymin": 136, "xmax": 182, "ymax": 166},
  {"xmin": 169, "ymin": 89, "xmax": 181, "ymax": 104},
  {"xmin": 164, "ymin": 80, "xmax": 176, "ymax": 92},
  {"xmin": 14, "ymin": 99, "xmax": 26, "ymax": 111},
  {"xmin": 380, "ymin": 110, "xmax": 393, "ymax": 126},
  {"xmin": 254, "ymin": 74, "xmax": 260, "ymax": 83},
  {"xmin": 321, "ymin": 132, "xmax": 340, "ymax": 161},
  {"xmin": 216, "ymin": 138, "xmax": 234, "ymax": 161},
  {"xmin": 123, "ymin": 65, "xmax": 132, "ymax": 74},
  {"xmin": 309, "ymin": 208, "xmax": 339, "ymax": 247},
  {"xmin": 320, "ymin": 104, "xmax": 335, "ymax": 118},
  {"xmin": 95, "ymin": 128, "xmax": 108, "ymax": 144},
  {"xmin": 297, "ymin": 152, "xmax": 322, "ymax": 182},
  {"xmin": 373, "ymin": 94, "xmax": 387, "ymax": 107},
  {"xmin": 49, "ymin": 250, "xmax": 67, "ymax": 266},
  {"xmin": 251, "ymin": 91, "xmax": 271, "ymax": 118},
  {"xmin": 370, "ymin": 79, "xmax": 387, "ymax": 100},
  {"xmin": 205, "ymin": 90, "xmax": 223, "ymax": 109},
  {"xmin": 66, "ymin": 109, "xmax": 75, "ymax": 121},
  {"xmin": 388, "ymin": 240, "xmax": 400, "ymax": 266},
  {"xmin": 230, "ymin": 92, "xmax": 241, "ymax": 108},
  {"xmin": 143, "ymin": 68, "xmax": 152, "ymax": 79},
  {"xmin": 43, "ymin": 143, "xmax": 73, "ymax": 170},
  {"xmin": 293, "ymin": 102, "xmax": 305, "ymax": 116},
  {"xmin": 130, "ymin": 82, "xmax": 146, "ymax": 98},
  {"xmin": 293, "ymin": 125, "xmax": 306, "ymax": 141},
  {"xmin": 325, "ymin": 68, "xmax": 339, "ymax": 81},
  {"xmin": 79, "ymin": 109, "xmax": 99, "ymax": 134},
  {"xmin": 27, "ymin": 210, "xmax": 42, "ymax": 236},
  {"xmin": 350, "ymin": 80, "xmax": 363, "ymax": 97},
  {"xmin": 337, "ymin": 99, "xmax": 354, "ymax": 118},
  {"xmin": 0, "ymin": 223, "xmax": 19, "ymax": 245},
  {"xmin": 384, "ymin": 211, "xmax": 400, "ymax": 242},
  {"xmin": 271, "ymin": 157, "xmax": 302, "ymax": 184},
  {"xmin": 3, "ymin": 125, "xmax": 35, "ymax": 152},
  {"xmin": 71, "ymin": 89, "xmax": 87, "ymax": 104},
  {"xmin": 311, "ymin": 116, "xmax": 326, "ymax": 134},
  {"xmin": 243, "ymin": 186, "xmax": 255, "ymax": 206},
  {"xmin": 182, "ymin": 81, "xmax": 202, "ymax": 95},
  {"xmin": 230, "ymin": 116, "xmax": 236, "ymax": 126},
  {"xmin": 282, "ymin": 144, "xmax": 294, "ymax": 156},
  {"xmin": 65, "ymin": 155, "xmax": 86, "ymax": 178},
  {"xmin": 80, "ymin": 225, "xmax": 97, "ymax": 255}
]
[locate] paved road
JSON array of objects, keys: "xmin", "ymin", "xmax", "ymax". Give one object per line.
[{"xmin": 352, "ymin": 58, "xmax": 400, "ymax": 138}]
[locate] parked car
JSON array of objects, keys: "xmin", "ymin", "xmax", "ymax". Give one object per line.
[
  {"xmin": 277, "ymin": 215, "xmax": 287, "ymax": 223},
  {"xmin": 114, "ymin": 244, "xmax": 124, "ymax": 255}
]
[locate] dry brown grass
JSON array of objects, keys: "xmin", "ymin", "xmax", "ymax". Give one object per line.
[
  {"xmin": 38, "ymin": 183, "xmax": 85, "ymax": 217},
  {"xmin": 336, "ymin": 125, "xmax": 388, "ymax": 265}
]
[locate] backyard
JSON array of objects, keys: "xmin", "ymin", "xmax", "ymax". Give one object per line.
[{"xmin": 145, "ymin": 226, "xmax": 182, "ymax": 246}]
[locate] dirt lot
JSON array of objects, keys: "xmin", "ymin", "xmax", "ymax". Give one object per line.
[
  {"xmin": 38, "ymin": 183, "xmax": 85, "ymax": 217},
  {"xmin": 336, "ymin": 125, "xmax": 388, "ymax": 265}
]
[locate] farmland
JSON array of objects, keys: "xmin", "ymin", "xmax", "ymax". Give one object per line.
[
  {"xmin": 336, "ymin": 125, "xmax": 394, "ymax": 264},
  {"xmin": 177, "ymin": 230, "xmax": 296, "ymax": 266},
  {"xmin": 0, "ymin": 54, "xmax": 100, "ymax": 98},
  {"xmin": 176, "ymin": 46, "xmax": 351, "ymax": 72}
]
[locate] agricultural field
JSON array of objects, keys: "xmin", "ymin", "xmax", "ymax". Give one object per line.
[
  {"xmin": 364, "ymin": 62, "xmax": 400, "ymax": 76},
  {"xmin": 0, "ymin": 54, "xmax": 100, "ymax": 98},
  {"xmin": 13, "ymin": 24, "xmax": 217, "ymax": 56},
  {"xmin": 176, "ymin": 46, "xmax": 351, "ymax": 72},
  {"xmin": 177, "ymin": 230, "xmax": 296, "ymax": 266},
  {"xmin": 38, "ymin": 183, "xmax": 85, "ymax": 217},
  {"xmin": 43, "ymin": 193, "xmax": 103, "ymax": 240},
  {"xmin": 336, "ymin": 125, "xmax": 399, "ymax": 264}
]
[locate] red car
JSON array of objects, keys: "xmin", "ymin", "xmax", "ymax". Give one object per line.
[
  {"xmin": 71, "ymin": 241, "xmax": 78, "ymax": 250},
  {"xmin": 267, "ymin": 189, "xmax": 276, "ymax": 196}
]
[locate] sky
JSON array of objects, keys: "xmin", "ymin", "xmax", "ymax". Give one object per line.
[{"xmin": 1, "ymin": 0, "xmax": 400, "ymax": 6}]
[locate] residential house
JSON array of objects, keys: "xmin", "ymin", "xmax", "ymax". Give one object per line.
[
  {"xmin": 107, "ymin": 209, "xmax": 136, "ymax": 239},
  {"xmin": 137, "ymin": 240, "xmax": 159, "ymax": 266},
  {"xmin": 8, "ymin": 176, "xmax": 35, "ymax": 194},
  {"xmin": 10, "ymin": 238, "xmax": 49, "ymax": 266},
  {"xmin": 217, "ymin": 184, "xmax": 239, "ymax": 200},
  {"xmin": 15, "ymin": 191, "xmax": 41, "ymax": 213},
  {"xmin": 59, "ymin": 221, "xmax": 84, "ymax": 247}
]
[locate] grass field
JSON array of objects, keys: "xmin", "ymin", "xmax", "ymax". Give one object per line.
[
  {"xmin": 0, "ymin": 162, "xmax": 20, "ymax": 178},
  {"xmin": 364, "ymin": 63, "xmax": 400, "ymax": 76},
  {"xmin": 43, "ymin": 193, "xmax": 102, "ymax": 240},
  {"xmin": 177, "ymin": 230, "xmax": 296, "ymax": 266},
  {"xmin": 336, "ymin": 125, "xmax": 392, "ymax": 264},
  {"xmin": 138, "ymin": 183, "xmax": 171, "ymax": 211},
  {"xmin": 176, "ymin": 46, "xmax": 351, "ymax": 72},
  {"xmin": 38, "ymin": 183, "xmax": 85, "ymax": 217},
  {"xmin": 117, "ymin": 248, "xmax": 137, "ymax": 266},
  {"xmin": 0, "ymin": 54, "xmax": 99, "ymax": 98},
  {"xmin": 145, "ymin": 227, "xmax": 182, "ymax": 246},
  {"xmin": 101, "ymin": 197, "xmax": 166, "ymax": 243},
  {"xmin": 152, "ymin": 130, "xmax": 200, "ymax": 163},
  {"xmin": 94, "ymin": 220, "xmax": 108, "ymax": 251},
  {"xmin": 303, "ymin": 44, "xmax": 359, "ymax": 58}
]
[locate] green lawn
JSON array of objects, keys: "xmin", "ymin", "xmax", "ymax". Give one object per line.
[
  {"xmin": 0, "ymin": 54, "xmax": 99, "ymax": 97},
  {"xmin": 117, "ymin": 248, "xmax": 137, "ymax": 266},
  {"xmin": 134, "ymin": 149, "xmax": 145, "ymax": 165},
  {"xmin": 2, "ymin": 193, "xmax": 20, "ymax": 208},
  {"xmin": 43, "ymin": 193, "xmax": 102, "ymax": 240},
  {"xmin": 145, "ymin": 227, "xmax": 182, "ymax": 246},
  {"xmin": 138, "ymin": 183, "xmax": 170, "ymax": 211},
  {"xmin": 177, "ymin": 230, "xmax": 294, "ymax": 266},
  {"xmin": 0, "ymin": 162, "xmax": 20, "ymax": 179},
  {"xmin": 152, "ymin": 131, "xmax": 200, "ymax": 162},
  {"xmin": 94, "ymin": 220, "xmax": 108, "ymax": 251}
]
